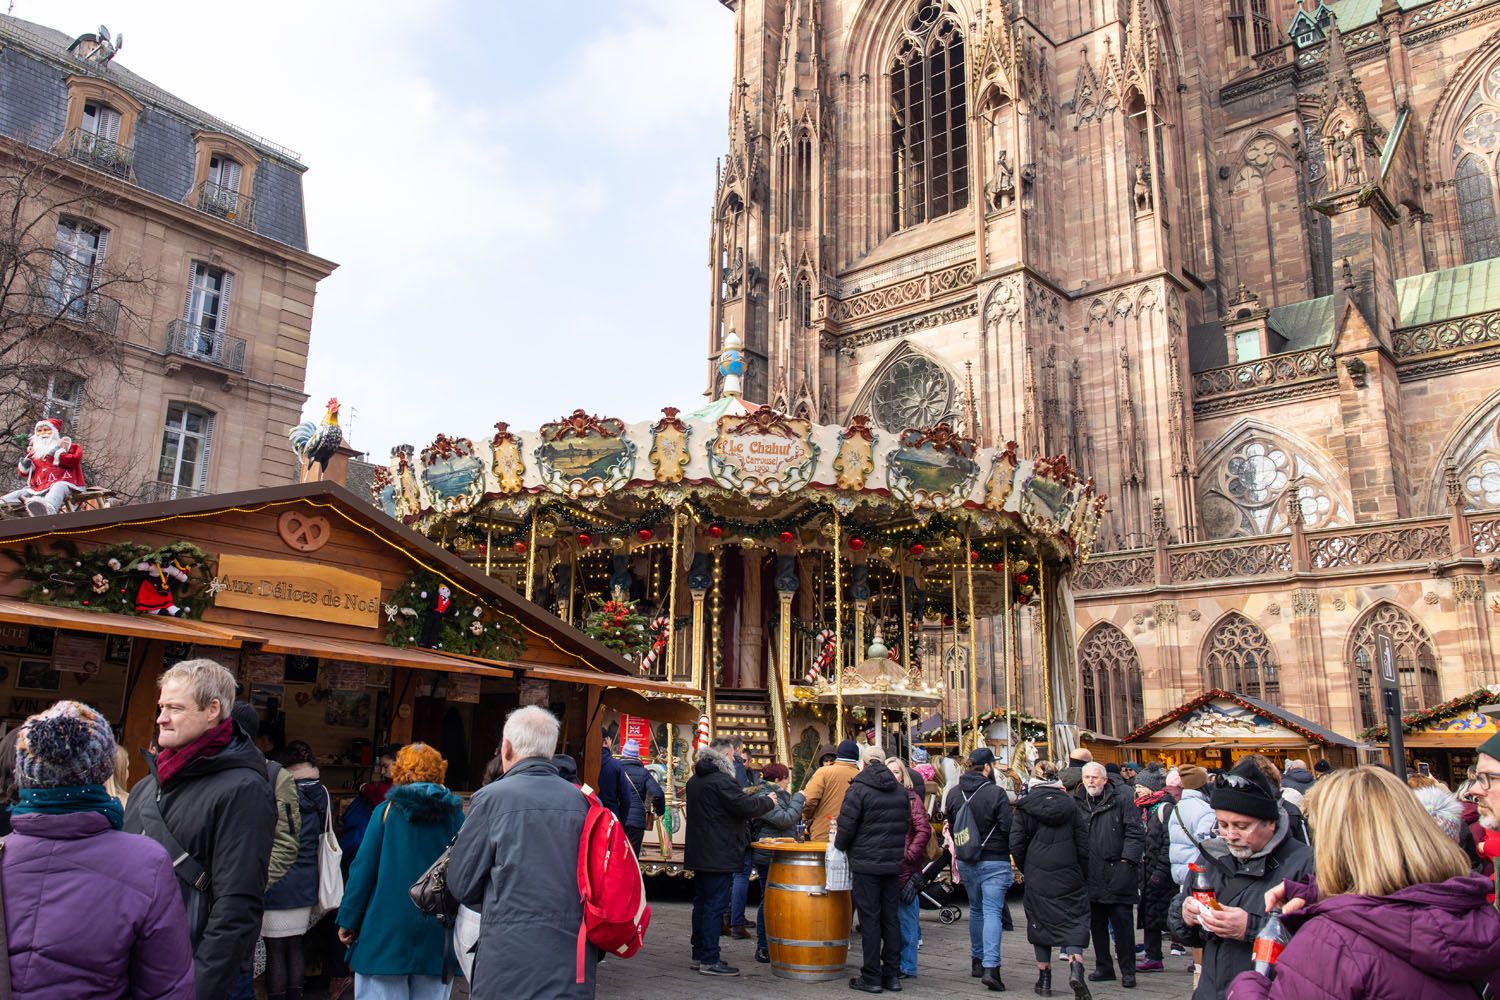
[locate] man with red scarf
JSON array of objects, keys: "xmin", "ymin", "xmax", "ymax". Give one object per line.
[
  {"xmin": 2, "ymin": 417, "xmax": 86, "ymax": 516},
  {"xmin": 124, "ymin": 659, "xmax": 277, "ymax": 1000}
]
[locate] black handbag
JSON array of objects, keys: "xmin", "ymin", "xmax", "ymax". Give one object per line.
[{"xmin": 408, "ymin": 835, "xmax": 460, "ymax": 928}]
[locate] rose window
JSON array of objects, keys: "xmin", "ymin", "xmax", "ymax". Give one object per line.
[{"xmin": 870, "ymin": 355, "xmax": 954, "ymax": 431}]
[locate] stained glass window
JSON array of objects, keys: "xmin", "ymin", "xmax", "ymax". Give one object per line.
[
  {"xmin": 1351, "ymin": 604, "xmax": 1442, "ymax": 730},
  {"xmin": 1203, "ymin": 612, "xmax": 1280, "ymax": 702},
  {"xmin": 1078, "ymin": 624, "xmax": 1144, "ymax": 737},
  {"xmin": 890, "ymin": 2, "xmax": 968, "ymax": 230},
  {"xmin": 870, "ymin": 353, "xmax": 954, "ymax": 431}
]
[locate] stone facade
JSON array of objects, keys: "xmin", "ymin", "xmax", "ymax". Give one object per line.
[
  {"xmin": 706, "ymin": 0, "xmax": 1500, "ymax": 741},
  {"xmin": 0, "ymin": 15, "xmax": 336, "ymax": 498}
]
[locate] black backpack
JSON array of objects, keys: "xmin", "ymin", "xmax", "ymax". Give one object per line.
[{"xmin": 950, "ymin": 786, "xmax": 995, "ymax": 863}]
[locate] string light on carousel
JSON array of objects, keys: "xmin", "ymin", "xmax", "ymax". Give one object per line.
[{"xmin": 372, "ymin": 328, "xmax": 1106, "ymax": 819}]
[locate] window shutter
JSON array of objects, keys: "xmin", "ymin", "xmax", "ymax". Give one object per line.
[
  {"xmin": 99, "ymin": 107, "xmax": 121, "ymax": 143},
  {"xmin": 183, "ymin": 262, "xmax": 201, "ymax": 323},
  {"xmin": 196, "ymin": 411, "xmax": 215, "ymax": 493},
  {"xmin": 221, "ymin": 159, "xmax": 242, "ymax": 193},
  {"xmin": 90, "ymin": 227, "xmax": 109, "ymax": 292},
  {"xmin": 217, "ymin": 271, "xmax": 233, "ymax": 333}
]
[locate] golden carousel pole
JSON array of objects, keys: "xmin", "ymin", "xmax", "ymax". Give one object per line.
[
  {"xmin": 1040, "ymin": 558, "xmax": 1055, "ymax": 764},
  {"xmin": 949, "ymin": 569, "xmax": 960, "ymax": 753},
  {"xmin": 900, "ymin": 563, "xmax": 914, "ymax": 751},
  {"xmin": 833, "ymin": 511, "xmax": 844, "ymax": 743},
  {"xmin": 663, "ymin": 507, "xmax": 682, "ymax": 844},
  {"xmin": 1003, "ymin": 547, "xmax": 1014, "ymax": 764},
  {"xmin": 965, "ymin": 530, "xmax": 979, "ymax": 754},
  {"xmin": 524, "ymin": 514, "xmax": 539, "ymax": 602},
  {"xmin": 484, "ymin": 527, "xmax": 493, "ymax": 576}
]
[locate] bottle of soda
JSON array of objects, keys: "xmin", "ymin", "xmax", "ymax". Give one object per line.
[
  {"xmin": 1189, "ymin": 862, "xmax": 1218, "ymax": 910},
  {"xmin": 1252, "ymin": 907, "xmax": 1290, "ymax": 977}
]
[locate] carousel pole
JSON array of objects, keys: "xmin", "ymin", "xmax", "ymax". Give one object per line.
[
  {"xmin": 709, "ymin": 547, "xmax": 723, "ymax": 736},
  {"xmin": 964, "ymin": 530, "xmax": 979, "ymax": 755},
  {"xmin": 1003, "ymin": 547, "xmax": 1014, "ymax": 763},
  {"xmin": 484, "ymin": 527, "xmax": 492, "ymax": 576},
  {"xmin": 666, "ymin": 508, "xmax": 681, "ymax": 680},
  {"xmin": 690, "ymin": 585, "xmax": 707, "ymax": 689},
  {"xmin": 1040, "ymin": 558, "xmax": 1055, "ymax": 765},
  {"xmin": 949, "ymin": 570, "xmax": 959, "ymax": 753},
  {"xmin": 833, "ymin": 511, "xmax": 844, "ymax": 743},
  {"xmin": 524, "ymin": 515, "xmax": 539, "ymax": 602}
]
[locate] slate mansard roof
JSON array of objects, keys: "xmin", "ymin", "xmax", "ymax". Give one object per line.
[{"xmin": 0, "ymin": 14, "xmax": 310, "ymax": 251}]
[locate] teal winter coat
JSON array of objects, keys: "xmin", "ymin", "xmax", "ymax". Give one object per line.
[{"xmin": 336, "ymin": 782, "xmax": 464, "ymax": 977}]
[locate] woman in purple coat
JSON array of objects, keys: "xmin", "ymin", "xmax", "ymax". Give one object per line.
[
  {"xmin": 1229, "ymin": 765, "xmax": 1500, "ymax": 1000},
  {"xmin": 2, "ymin": 701, "xmax": 193, "ymax": 999}
]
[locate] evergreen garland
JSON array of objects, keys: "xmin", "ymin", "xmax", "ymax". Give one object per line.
[
  {"xmin": 7, "ymin": 539, "xmax": 214, "ymax": 618},
  {"xmin": 382, "ymin": 571, "xmax": 526, "ymax": 660},
  {"xmin": 582, "ymin": 597, "xmax": 651, "ymax": 660}
]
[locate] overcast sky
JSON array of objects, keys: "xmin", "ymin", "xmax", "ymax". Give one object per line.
[{"xmin": 27, "ymin": 0, "xmax": 733, "ymax": 460}]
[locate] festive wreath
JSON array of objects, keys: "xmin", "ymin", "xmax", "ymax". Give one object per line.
[
  {"xmin": 382, "ymin": 571, "xmax": 526, "ymax": 660},
  {"xmin": 582, "ymin": 598, "xmax": 651, "ymax": 661},
  {"xmin": 8, "ymin": 540, "xmax": 215, "ymax": 618}
]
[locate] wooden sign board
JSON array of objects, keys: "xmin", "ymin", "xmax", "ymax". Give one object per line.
[{"xmin": 213, "ymin": 555, "xmax": 381, "ymax": 628}]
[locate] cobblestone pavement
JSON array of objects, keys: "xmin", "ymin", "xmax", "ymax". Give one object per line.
[{"xmin": 597, "ymin": 885, "xmax": 1195, "ymax": 1000}]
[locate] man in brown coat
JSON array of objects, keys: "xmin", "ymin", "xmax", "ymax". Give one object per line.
[{"xmin": 800, "ymin": 739, "xmax": 860, "ymax": 841}]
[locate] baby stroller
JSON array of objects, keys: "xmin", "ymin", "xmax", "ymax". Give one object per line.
[{"xmin": 916, "ymin": 848, "xmax": 964, "ymax": 925}]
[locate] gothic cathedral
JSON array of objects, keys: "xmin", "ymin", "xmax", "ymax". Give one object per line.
[{"xmin": 706, "ymin": 0, "xmax": 1500, "ymax": 762}]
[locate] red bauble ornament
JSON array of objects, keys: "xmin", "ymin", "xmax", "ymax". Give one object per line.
[
  {"xmin": 708, "ymin": 524, "xmax": 724, "ymax": 539},
  {"xmin": 992, "ymin": 562, "xmax": 1005, "ymax": 573},
  {"xmin": 970, "ymin": 550, "xmax": 980, "ymax": 561},
  {"xmin": 942, "ymin": 615, "xmax": 955, "ymax": 626},
  {"xmin": 849, "ymin": 537, "xmax": 865, "ymax": 551},
  {"xmin": 779, "ymin": 530, "xmax": 795, "ymax": 544},
  {"xmin": 1017, "ymin": 594, "xmax": 1031, "ymax": 606},
  {"xmin": 577, "ymin": 532, "xmax": 592, "ymax": 547},
  {"xmin": 1016, "ymin": 572, "xmax": 1030, "ymax": 585},
  {"xmin": 909, "ymin": 543, "xmax": 925, "ymax": 556},
  {"xmin": 637, "ymin": 528, "xmax": 654, "ymax": 541},
  {"xmin": 514, "ymin": 541, "xmax": 527, "ymax": 554}
]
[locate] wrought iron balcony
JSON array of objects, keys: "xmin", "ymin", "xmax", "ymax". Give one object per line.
[
  {"xmin": 164, "ymin": 319, "xmax": 247, "ymax": 375},
  {"xmin": 195, "ymin": 181, "xmax": 255, "ymax": 228},
  {"xmin": 24, "ymin": 281, "xmax": 120, "ymax": 335},
  {"xmin": 61, "ymin": 128, "xmax": 134, "ymax": 180},
  {"xmin": 137, "ymin": 480, "xmax": 208, "ymax": 504}
]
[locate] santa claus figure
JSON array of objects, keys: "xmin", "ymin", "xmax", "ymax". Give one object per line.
[{"xmin": 3, "ymin": 418, "xmax": 86, "ymax": 517}]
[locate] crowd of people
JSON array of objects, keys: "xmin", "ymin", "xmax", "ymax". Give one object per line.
[{"xmin": 0, "ymin": 656, "xmax": 1498, "ymax": 1000}]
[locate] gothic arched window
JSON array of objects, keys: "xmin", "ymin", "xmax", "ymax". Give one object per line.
[
  {"xmin": 1198, "ymin": 435, "xmax": 1350, "ymax": 539},
  {"xmin": 1451, "ymin": 59, "xmax": 1500, "ymax": 263},
  {"xmin": 869, "ymin": 350, "xmax": 954, "ymax": 431},
  {"xmin": 889, "ymin": 1, "xmax": 968, "ymax": 231},
  {"xmin": 1350, "ymin": 603, "xmax": 1443, "ymax": 730},
  {"xmin": 1203, "ymin": 612, "xmax": 1280, "ymax": 702},
  {"xmin": 1078, "ymin": 623, "xmax": 1145, "ymax": 737},
  {"xmin": 795, "ymin": 131, "xmax": 813, "ymax": 229}
]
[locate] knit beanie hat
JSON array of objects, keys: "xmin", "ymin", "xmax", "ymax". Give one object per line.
[
  {"xmin": 835, "ymin": 739, "xmax": 860, "ymax": 763},
  {"xmin": 910, "ymin": 747, "xmax": 930, "ymax": 764},
  {"xmin": 1478, "ymin": 732, "xmax": 1500, "ymax": 763},
  {"xmin": 1104, "ymin": 762, "xmax": 1121, "ymax": 776},
  {"xmin": 16, "ymin": 701, "xmax": 116, "ymax": 789},
  {"xmin": 761, "ymin": 762, "xmax": 789, "ymax": 782},
  {"xmin": 392, "ymin": 742, "xmax": 447, "ymax": 785},
  {"xmin": 1165, "ymin": 768, "xmax": 1183, "ymax": 790},
  {"xmin": 1134, "ymin": 763, "xmax": 1167, "ymax": 793},
  {"xmin": 1313, "ymin": 758, "xmax": 1333, "ymax": 774},
  {"xmin": 621, "ymin": 739, "xmax": 641, "ymax": 758},
  {"xmin": 1177, "ymin": 764, "xmax": 1210, "ymax": 791},
  {"xmin": 1211, "ymin": 757, "xmax": 1280, "ymax": 822}
]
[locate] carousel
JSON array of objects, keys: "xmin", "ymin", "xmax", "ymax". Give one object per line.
[{"xmin": 372, "ymin": 333, "xmax": 1103, "ymax": 868}]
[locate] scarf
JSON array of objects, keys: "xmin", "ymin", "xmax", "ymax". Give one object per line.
[
  {"xmin": 154, "ymin": 719, "xmax": 234, "ymax": 785},
  {"xmin": 12, "ymin": 784, "xmax": 125, "ymax": 830}
]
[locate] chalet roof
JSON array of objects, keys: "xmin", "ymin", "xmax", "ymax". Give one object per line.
[
  {"xmin": 0, "ymin": 480, "xmax": 636, "ymax": 676},
  {"xmin": 1123, "ymin": 688, "xmax": 1360, "ymax": 748}
]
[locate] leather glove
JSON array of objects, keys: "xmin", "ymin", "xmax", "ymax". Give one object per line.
[{"xmin": 900, "ymin": 877, "xmax": 924, "ymax": 905}]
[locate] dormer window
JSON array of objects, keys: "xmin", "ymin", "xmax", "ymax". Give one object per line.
[
  {"xmin": 81, "ymin": 101, "xmax": 121, "ymax": 141},
  {"xmin": 61, "ymin": 78, "xmax": 140, "ymax": 180},
  {"xmin": 191, "ymin": 134, "xmax": 259, "ymax": 229}
]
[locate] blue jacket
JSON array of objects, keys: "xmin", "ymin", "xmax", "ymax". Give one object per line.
[
  {"xmin": 617, "ymin": 755, "xmax": 662, "ymax": 829},
  {"xmin": 597, "ymin": 749, "xmax": 634, "ymax": 825},
  {"xmin": 337, "ymin": 782, "xmax": 464, "ymax": 977},
  {"xmin": 264, "ymin": 777, "xmax": 328, "ymax": 910},
  {"xmin": 1168, "ymin": 788, "xmax": 1216, "ymax": 886}
]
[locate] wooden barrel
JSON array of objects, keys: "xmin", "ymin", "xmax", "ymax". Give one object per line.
[{"xmin": 756, "ymin": 839, "xmax": 852, "ymax": 982}]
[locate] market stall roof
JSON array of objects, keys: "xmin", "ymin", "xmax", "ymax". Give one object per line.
[
  {"xmin": 0, "ymin": 480, "xmax": 635, "ymax": 677},
  {"xmin": 1123, "ymin": 689, "xmax": 1361, "ymax": 749},
  {"xmin": 243, "ymin": 626, "xmax": 514, "ymax": 678},
  {"xmin": 0, "ymin": 595, "xmax": 251, "ymax": 648},
  {"xmin": 1359, "ymin": 685, "xmax": 1500, "ymax": 747},
  {"xmin": 437, "ymin": 651, "xmax": 702, "ymax": 698}
]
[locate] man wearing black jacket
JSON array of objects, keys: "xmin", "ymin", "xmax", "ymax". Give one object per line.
[
  {"xmin": 836, "ymin": 753, "xmax": 913, "ymax": 993},
  {"xmin": 685, "ymin": 743, "xmax": 778, "ymax": 977},
  {"xmin": 1076, "ymin": 761, "xmax": 1146, "ymax": 988},
  {"xmin": 124, "ymin": 659, "xmax": 277, "ymax": 1000},
  {"xmin": 944, "ymin": 747, "xmax": 1014, "ymax": 991}
]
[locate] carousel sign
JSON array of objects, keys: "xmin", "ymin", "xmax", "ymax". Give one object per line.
[
  {"xmin": 709, "ymin": 409, "xmax": 817, "ymax": 495},
  {"xmin": 534, "ymin": 410, "xmax": 636, "ymax": 498}
]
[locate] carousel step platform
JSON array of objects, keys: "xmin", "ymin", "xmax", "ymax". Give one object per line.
[{"xmin": 713, "ymin": 689, "xmax": 775, "ymax": 767}]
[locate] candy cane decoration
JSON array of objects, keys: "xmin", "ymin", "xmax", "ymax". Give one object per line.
[
  {"xmin": 638, "ymin": 614, "xmax": 671, "ymax": 674},
  {"xmin": 806, "ymin": 628, "xmax": 836, "ymax": 685},
  {"xmin": 692, "ymin": 714, "xmax": 711, "ymax": 754}
]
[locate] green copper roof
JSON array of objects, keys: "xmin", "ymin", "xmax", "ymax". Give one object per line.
[
  {"xmin": 1268, "ymin": 295, "xmax": 1335, "ymax": 350},
  {"xmin": 1321, "ymin": 0, "xmax": 1425, "ymax": 31},
  {"xmin": 1397, "ymin": 257, "xmax": 1500, "ymax": 326}
]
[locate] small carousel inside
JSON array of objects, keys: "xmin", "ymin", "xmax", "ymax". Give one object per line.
[{"xmin": 374, "ymin": 334, "xmax": 1104, "ymax": 868}]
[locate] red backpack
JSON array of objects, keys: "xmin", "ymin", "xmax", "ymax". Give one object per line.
[{"xmin": 575, "ymin": 790, "xmax": 651, "ymax": 983}]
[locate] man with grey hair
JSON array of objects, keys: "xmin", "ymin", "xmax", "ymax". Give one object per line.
[
  {"xmin": 123, "ymin": 659, "xmax": 277, "ymax": 1000},
  {"xmin": 450, "ymin": 705, "xmax": 600, "ymax": 998},
  {"xmin": 1075, "ymin": 760, "xmax": 1145, "ymax": 988}
]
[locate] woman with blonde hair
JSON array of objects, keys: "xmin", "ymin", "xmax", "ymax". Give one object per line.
[
  {"xmin": 1228, "ymin": 765, "xmax": 1500, "ymax": 999},
  {"xmin": 103, "ymin": 744, "xmax": 131, "ymax": 807},
  {"xmin": 885, "ymin": 757, "xmax": 931, "ymax": 980}
]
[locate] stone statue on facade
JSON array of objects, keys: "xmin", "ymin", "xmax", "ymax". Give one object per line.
[
  {"xmin": 987, "ymin": 148, "xmax": 1016, "ymax": 211},
  {"xmin": 1133, "ymin": 162, "xmax": 1153, "ymax": 211}
]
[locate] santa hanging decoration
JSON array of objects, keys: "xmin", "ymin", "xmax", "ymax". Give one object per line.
[
  {"xmin": 418, "ymin": 585, "xmax": 454, "ymax": 648},
  {"xmin": 3, "ymin": 418, "xmax": 86, "ymax": 517},
  {"xmin": 134, "ymin": 561, "xmax": 190, "ymax": 616}
]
